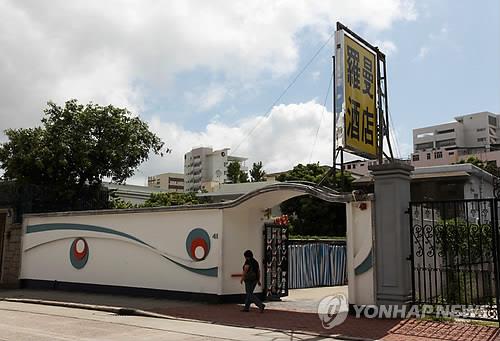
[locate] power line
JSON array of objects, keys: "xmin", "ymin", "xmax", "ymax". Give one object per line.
[
  {"xmin": 232, "ymin": 29, "xmax": 337, "ymax": 153},
  {"xmin": 308, "ymin": 71, "xmax": 333, "ymax": 163}
]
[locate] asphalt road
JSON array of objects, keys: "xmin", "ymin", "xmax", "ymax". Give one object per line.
[{"xmin": 0, "ymin": 301, "xmax": 340, "ymax": 341}]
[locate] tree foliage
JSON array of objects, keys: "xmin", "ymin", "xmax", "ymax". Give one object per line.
[
  {"xmin": 249, "ymin": 161, "xmax": 266, "ymax": 182},
  {"xmin": 276, "ymin": 163, "xmax": 353, "ymax": 191},
  {"xmin": 109, "ymin": 197, "xmax": 139, "ymax": 209},
  {"xmin": 142, "ymin": 192, "xmax": 199, "ymax": 207},
  {"xmin": 227, "ymin": 161, "xmax": 248, "ymax": 183},
  {"xmin": 0, "ymin": 100, "xmax": 164, "ymax": 204},
  {"xmin": 277, "ymin": 163, "xmax": 353, "ymax": 237},
  {"xmin": 456, "ymin": 156, "xmax": 498, "ymax": 176}
]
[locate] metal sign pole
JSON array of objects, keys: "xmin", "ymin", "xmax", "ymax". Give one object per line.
[
  {"xmin": 382, "ymin": 56, "xmax": 395, "ymax": 161},
  {"xmin": 376, "ymin": 51, "xmax": 384, "ymax": 165},
  {"xmin": 332, "ymin": 55, "xmax": 337, "ymax": 185},
  {"xmin": 340, "ymin": 146, "xmax": 344, "ymax": 189}
]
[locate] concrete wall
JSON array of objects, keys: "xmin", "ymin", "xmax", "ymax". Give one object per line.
[
  {"xmin": 18, "ymin": 183, "xmax": 353, "ymax": 300},
  {"xmin": 221, "ymin": 190, "xmax": 305, "ymax": 295},
  {"xmin": 21, "ymin": 209, "xmax": 223, "ymax": 294},
  {"xmin": 221, "ymin": 206, "xmax": 264, "ymax": 295},
  {"xmin": 346, "ymin": 200, "xmax": 375, "ymax": 305}
]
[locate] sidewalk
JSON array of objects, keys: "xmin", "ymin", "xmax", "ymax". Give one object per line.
[{"xmin": 1, "ymin": 288, "xmax": 499, "ymax": 341}]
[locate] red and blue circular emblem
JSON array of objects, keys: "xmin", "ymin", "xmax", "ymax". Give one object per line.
[
  {"xmin": 186, "ymin": 228, "xmax": 210, "ymax": 261},
  {"xmin": 70, "ymin": 237, "xmax": 89, "ymax": 269}
]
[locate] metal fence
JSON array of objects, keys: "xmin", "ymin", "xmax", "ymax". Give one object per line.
[
  {"xmin": 288, "ymin": 241, "xmax": 347, "ymax": 289},
  {"xmin": 410, "ymin": 199, "xmax": 500, "ymax": 323}
]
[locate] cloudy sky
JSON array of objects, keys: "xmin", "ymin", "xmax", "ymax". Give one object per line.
[{"xmin": 1, "ymin": 0, "xmax": 499, "ymax": 185}]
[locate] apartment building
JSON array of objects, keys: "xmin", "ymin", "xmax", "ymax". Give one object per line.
[
  {"xmin": 147, "ymin": 172, "xmax": 185, "ymax": 192},
  {"xmin": 184, "ymin": 147, "xmax": 247, "ymax": 192},
  {"xmin": 411, "ymin": 111, "xmax": 500, "ymax": 167}
]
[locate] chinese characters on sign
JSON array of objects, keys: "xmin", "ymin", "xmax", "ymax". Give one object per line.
[{"xmin": 343, "ymin": 35, "xmax": 377, "ymax": 157}]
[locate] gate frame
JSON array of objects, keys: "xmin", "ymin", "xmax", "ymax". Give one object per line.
[{"xmin": 263, "ymin": 222, "xmax": 289, "ymax": 301}]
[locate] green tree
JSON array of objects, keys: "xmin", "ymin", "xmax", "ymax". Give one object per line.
[
  {"xmin": 142, "ymin": 192, "xmax": 199, "ymax": 207},
  {"xmin": 227, "ymin": 161, "xmax": 248, "ymax": 183},
  {"xmin": 456, "ymin": 156, "xmax": 498, "ymax": 176},
  {"xmin": 239, "ymin": 171, "xmax": 249, "ymax": 183},
  {"xmin": 0, "ymin": 99, "xmax": 165, "ymax": 204},
  {"xmin": 277, "ymin": 163, "xmax": 353, "ymax": 237},
  {"xmin": 249, "ymin": 161, "xmax": 266, "ymax": 182},
  {"xmin": 276, "ymin": 163, "xmax": 353, "ymax": 191},
  {"xmin": 227, "ymin": 161, "xmax": 241, "ymax": 183},
  {"xmin": 109, "ymin": 197, "xmax": 138, "ymax": 209}
]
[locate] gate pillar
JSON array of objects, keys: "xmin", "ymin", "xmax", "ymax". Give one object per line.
[
  {"xmin": 346, "ymin": 198, "xmax": 376, "ymax": 306},
  {"xmin": 370, "ymin": 163, "xmax": 414, "ymax": 306}
]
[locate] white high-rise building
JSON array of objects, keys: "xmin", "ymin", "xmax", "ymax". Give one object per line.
[
  {"xmin": 411, "ymin": 111, "xmax": 500, "ymax": 167},
  {"xmin": 184, "ymin": 147, "xmax": 247, "ymax": 192}
]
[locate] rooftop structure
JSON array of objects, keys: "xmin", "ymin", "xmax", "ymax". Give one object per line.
[
  {"xmin": 184, "ymin": 147, "xmax": 247, "ymax": 192},
  {"xmin": 412, "ymin": 111, "xmax": 500, "ymax": 167},
  {"xmin": 147, "ymin": 172, "xmax": 185, "ymax": 193}
]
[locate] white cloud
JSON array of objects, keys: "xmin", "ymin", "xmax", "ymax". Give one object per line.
[
  {"xmin": 429, "ymin": 25, "xmax": 448, "ymax": 40},
  {"xmin": 375, "ymin": 40, "xmax": 398, "ymax": 55},
  {"xmin": 0, "ymin": 0, "xmax": 417, "ymax": 132},
  {"xmin": 197, "ymin": 85, "xmax": 228, "ymax": 111},
  {"xmin": 128, "ymin": 100, "xmax": 334, "ymax": 184},
  {"xmin": 184, "ymin": 84, "xmax": 228, "ymax": 112},
  {"xmin": 414, "ymin": 25, "xmax": 448, "ymax": 61},
  {"xmin": 416, "ymin": 46, "xmax": 429, "ymax": 60},
  {"xmin": 311, "ymin": 71, "xmax": 321, "ymax": 81}
]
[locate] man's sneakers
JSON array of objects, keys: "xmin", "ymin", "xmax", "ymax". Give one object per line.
[{"xmin": 240, "ymin": 305, "xmax": 265, "ymax": 313}]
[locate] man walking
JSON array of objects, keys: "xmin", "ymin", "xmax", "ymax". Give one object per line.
[{"xmin": 240, "ymin": 250, "xmax": 265, "ymax": 312}]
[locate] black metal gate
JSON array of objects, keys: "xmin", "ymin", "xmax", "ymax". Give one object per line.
[
  {"xmin": 409, "ymin": 199, "xmax": 500, "ymax": 322},
  {"xmin": 263, "ymin": 223, "xmax": 288, "ymax": 300}
]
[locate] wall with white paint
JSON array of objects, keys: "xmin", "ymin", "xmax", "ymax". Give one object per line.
[
  {"xmin": 21, "ymin": 209, "xmax": 223, "ymax": 294},
  {"xmin": 346, "ymin": 200, "xmax": 375, "ymax": 305},
  {"xmin": 19, "ymin": 183, "xmax": 356, "ymax": 300},
  {"xmin": 221, "ymin": 190, "xmax": 305, "ymax": 295}
]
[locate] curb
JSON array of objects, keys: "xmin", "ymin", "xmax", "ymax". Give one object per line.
[
  {"xmin": 0, "ymin": 298, "xmax": 374, "ymax": 341},
  {"xmin": 0, "ymin": 298, "xmax": 168, "ymax": 319}
]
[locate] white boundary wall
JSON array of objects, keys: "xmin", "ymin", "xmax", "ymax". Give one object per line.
[
  {"xmin": 19, "ymin": 183, "xmax": 375, "ymax": 302},
  {"xmin": 22, "ymin": 209, "xmax": 223, "ymax": 294}
]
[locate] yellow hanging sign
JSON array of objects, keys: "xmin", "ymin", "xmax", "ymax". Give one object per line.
[{"xmin": 342, "ymin": 34, "xmax": 378, "ymax": 157}]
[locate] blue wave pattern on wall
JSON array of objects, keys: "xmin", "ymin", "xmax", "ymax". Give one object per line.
[{"xmin": 26, "ymin": 223, "xmax": 218, "ymax": 277}]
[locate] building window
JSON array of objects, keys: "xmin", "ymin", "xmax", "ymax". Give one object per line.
[
  {"xmin": 436, "ymin": 139, "xmax": 456, "ymax": 148},
  {"xmin": 347, "ymin": 164, "xmax": 351, "ymax": 169},
  {"xmin": 437, "ymin": 129, "xmax": 454, "ymax": 134},
  {"xmin": 434, "ymin": 151, "xmax": 443, "ymax": 159},
  {"xmin": 412, "ymin": 154, "xmax": 419, "ymax": 161},
  {"xmin": 352, "ymin": 164, "xmax": 356, "ymax": 169},
  {"xmin": 416, "ymin": 142, "xmax": 434, "ymax": 150},
  {"xmin": 426, "ymin": 153, "xmax": 431, "ymax": 160},
  {"xmin": 489, "ymin": 116, "xmax": 497, "ymax": 126},
  {"xmin": 477, "ymin": 128, "xmax": 486, "ymax": 132},
  {"xmin": 449, "ymin": 152, "xmax": 455, "ymax": 155},
  {"xmin": 477, "ymin": 137, "xmax": 486, "ymax": 142},
  {"xmin": 360, "ymin": 163, "xmax": 365, "ymax": 166}
]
